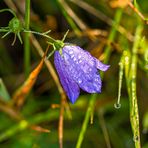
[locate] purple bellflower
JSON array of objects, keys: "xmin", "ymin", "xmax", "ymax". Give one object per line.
[{"xmin": 54, "ymin": 44, "xmax": 110, "ymax": 104}]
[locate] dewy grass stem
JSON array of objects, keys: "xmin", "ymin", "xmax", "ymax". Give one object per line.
[{"xmin": 128, "ymin": 24, "xmax": 142, "ymax": 148}]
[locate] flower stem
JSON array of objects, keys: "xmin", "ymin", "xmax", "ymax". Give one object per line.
[
  {"xmin": 76, "ymin": 94, "xmax": 97, "ymax": 148},
  {"xmin": 23, "ymin": 30, "xmax": 56, "ymax": 43},
  {"xmin": 24, "ymin": 0, "xmax": 30, "ymax": 77}
]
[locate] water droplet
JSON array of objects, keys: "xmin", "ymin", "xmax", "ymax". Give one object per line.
[
  {"xmin": 64, "ymin": 54, "xmax": 69, "ymax": 60},
  {"xmin": 94, "ymin": 78, "xmax": 99, "ymax": 82},
  {"xmin": 78, "ymin": 60, "xmax": 82, "ymax": 63},
  {"xmin": 118, "ymin": 62, "xmax": 122, "ymax": 66},
  {"xmin": 71, "ymin": 54, "xmax": 74, "ymax": 58},
  {"xmin": 78, "ymin": 78, "xmax": 82, "ymax": 84},
  {"xmin": 69, "ymin": 50, "xmax": 73, "ymax": 54},
  {"xmin": 73, "ymin": 57, "xmax": 77, "ymax": 61},
  {"xmin": 83, "ymin": 64, "xmax": 89, "ymax": 72},
  {"xmin": 69, "ymin": 66, "xmax": 73, "ymax": 71},
  {"xmin": 125, "ymin": 56, "xmax": 129, "ymax": 63},
  {"xmin": 95, "ymin": 86, "xmax": 101, "ymax": 92},
  {"xmin": 89, "ymin": 68, "xmax": 92, "ymax": 72},
  {"xmin": 74, "ymin": 75, "xmax": 78, "ymax": 79},
  {"xmin": 133, "ymin": 135, "xmax": 139, "ymax": 142},
  {"xmin": 78, "ymin": 55, "xmax": 81, "ymax": 59},
  {"xmin": 114, "ymin": 103, "xmax": 121, "ymax": 109},
  {"xmin": 86, "ymin": 75, "xmax": 91, "ymax": 80},
  {"xmin": 88, "ymin": 60, "xmax": 94, "ymax": 66}
]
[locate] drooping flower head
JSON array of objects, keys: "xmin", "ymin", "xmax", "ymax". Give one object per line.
[{"xmin": 54, "ymin": 44, "xmax": 110, "ymax": 104}]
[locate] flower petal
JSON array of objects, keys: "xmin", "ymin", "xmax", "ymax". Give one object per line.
[
  {"xmin": 78, "ymin": 72, "xmax": 102, "ymax": 93},
  {"xmin": 94, "ymin": 58, "xmax": 110, "ymax": 71},
  {"xmin": 54, "ymin": 51, "xmax": 80, "ymax": 103},
  {"xmin": 62, "ymin": 45, "xmax": 102, "ymax": 93}
]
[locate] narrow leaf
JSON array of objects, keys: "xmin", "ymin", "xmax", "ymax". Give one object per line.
[
  {"xmin": 0, "ymin": 78, "xmax": 11, "ymax": 101},
  {"xmin": 12, "ymin": 46, "xmax": 49, "ymax": 107}
]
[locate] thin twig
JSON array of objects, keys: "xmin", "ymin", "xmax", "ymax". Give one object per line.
[
  {"xmin": 128, "ymin": 2, "xmax": 145, "ymax": 22},
  {"xmin": 0, "ymin": 98, "xmax": 22, "ymax": 121},
  {"xmin": 58, "ymin": 0, "xmax": 106, "ymax": 41},
  {"xmin": 70, "ymin": 0, "xmax": 134, "ymax": 41},
  {"xmin": 58, "ymin": 0, "xmax": 87, "ymax": 30},
  {"xmin": 58, "ymin": 97, "xmax": 65, "ymax": 148},
  {"xmin": 30, "ymin": 34, "xmax": 65, "ymax": 96}
]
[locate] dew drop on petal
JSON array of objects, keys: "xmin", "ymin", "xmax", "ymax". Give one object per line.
[
  {"xmin": 69, "ymin": 50, "xmax": 73, "ymax": 54},
  {"xmin": 78, "ymin": 59, "xmax": 82, "ymax": 63},
  {"xmin": 94, "ymin": 84, "xmax": 101, "ymax": 92},
  {"xmin": 94, "ymin": 78, "xmax": 99, "ymax": 82},
  {"xmin": 96, "ymin": 88, "xmax": 101, "ymax": 92},
  {"xmin": 85, "ymin": 74, "xmax": 91, "ymax": 80},
  {"xmin": 78, "ymin": 78, "xmax": 82, "ymax": 84},
  {"xmin": 78, "ymin": 55, "xmax": 81, "ymax": 59},
  {"xmin": 89, "ymin": 68, "xmax": 92, "ymax": 72},
  {"xmin": 88, "ymin": 59, "xmax": 94, "ymax": 66},
  {"xmin": 73, "ymin": 57, "xmax": 77, "ymax": 61},
  {"xmin": 71, "ymin": 54, "xmax": 74, "ymax": 58},
  {"xmin": 83, "ymin": 64, "xmax": 90, "ymax": 73},
  {"xmin": 64, "ymin": 53, "xmax": 69, "ymax": 61},
  {"xmin": 69, "ymin": 66, "xmax": 73, "ymax": 72}
]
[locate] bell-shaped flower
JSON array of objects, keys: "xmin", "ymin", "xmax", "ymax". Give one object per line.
[{"xmin": 54, "ymin": 44, "xmax": 110, "ymax": 104}]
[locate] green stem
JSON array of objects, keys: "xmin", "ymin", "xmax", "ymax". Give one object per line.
[
  {"xmin": 24, "ymin": 0, "xmax": 31, "ymax": 77},
  {"xmin": 103, "ymin": 8, "xmax": 123, "ymax": 65},
  {"xmin": 23, "ymin": 29, "xmax": 65, "ymax": 52},
  {"xmin": 23, "ymin": 30, "xmax": 56, "ymax": 43},
  {"xmin": 127, "ymin": 24, "xmax": 142, "ymax": 148},
  {"xmin": 76, "ymin": 94, "xmax": 97, "ymax": 148}
]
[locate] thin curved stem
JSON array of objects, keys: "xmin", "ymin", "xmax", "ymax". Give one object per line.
[
  {"xmin": 2, "ymin": 31, "xmax": 11, "ymax": 38},
  {"xmin": 0, "ymin": 8, "xmax": 16, "ymax": 17},
  {"xmin": 0, "ymin": 27, "xmax": 10, "ymax": 32},
  {"xmin": 23, "ymin": 29, "xmax": 56, "ymax": 43}
]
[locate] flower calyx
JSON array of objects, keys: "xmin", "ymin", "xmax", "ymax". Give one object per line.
[{"xmin": 0, "ymin": 9, "xmax": 23, "ymax": 45}]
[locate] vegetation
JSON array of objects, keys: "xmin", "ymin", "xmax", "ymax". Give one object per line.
[{"xmin": 0, "ymin": 0, "xmax": 148, "ymax": 148}]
